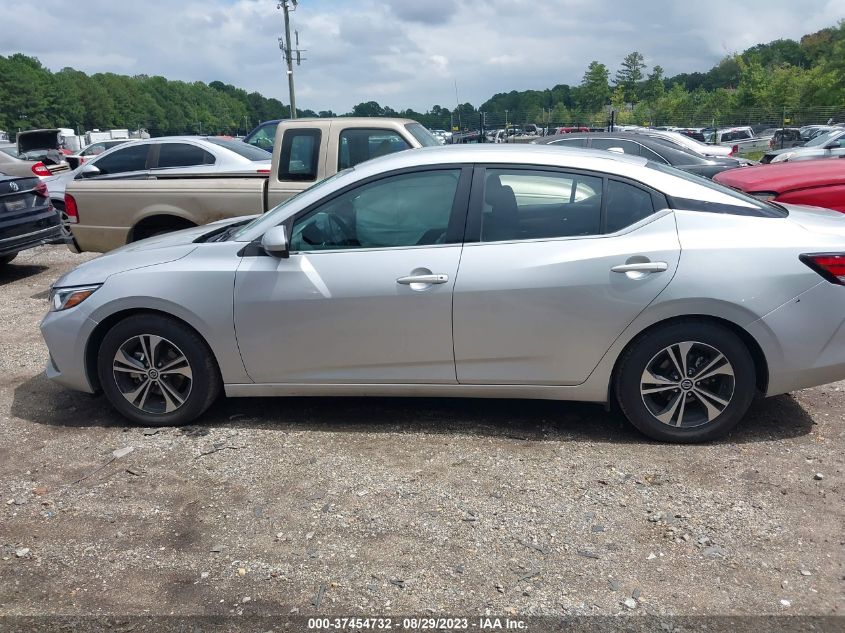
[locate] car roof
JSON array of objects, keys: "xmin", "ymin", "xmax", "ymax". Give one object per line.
[
  {"xmin": 350, "ymin": 144, "xmax": 648, "ymax": 180},
  {"xmin": 715, "ymin": 158, "xmax": 845, "ymax": 192}
]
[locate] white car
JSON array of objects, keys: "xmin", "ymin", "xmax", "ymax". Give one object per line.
[{"xmin": 46, "ymin": 136, "xmax": 271, "ymax": 215}]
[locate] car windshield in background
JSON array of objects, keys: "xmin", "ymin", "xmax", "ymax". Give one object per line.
[
  {"xmin": 646, "ymin": 161, "xmax": 787, "ymax": 217},
  {"xmin": 804, "ymin": 130, "xmax": 841, "ymax": 147},
  {"xmin": 207, "ymin": 137, "xmax": 272, "ymax": 161},
  {"xmin": 404, "ymin": 123, "xmax": 440, "ymax": 147}
]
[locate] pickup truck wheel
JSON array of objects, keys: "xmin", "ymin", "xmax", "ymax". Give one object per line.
[
  {"xmin": 97, "ymin": 314, "xmax": 221, "ymax": 426},
  {"xmin": 0, "ymin": 254, "xmax": 17, "ymax": 266}
]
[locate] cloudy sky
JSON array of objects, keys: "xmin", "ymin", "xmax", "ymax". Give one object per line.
[{"xmin": 3, "ymin": 0, "xmax": 844, "ymax": 112}]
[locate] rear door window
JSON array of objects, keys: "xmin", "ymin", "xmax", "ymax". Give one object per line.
[
  {"xmin": 156, "ymin": 143, "xmax": 215, "ymax": 168},
  {"xmin": 338, "ymin": 129, "xmax": 411, "ymax": 170},
  {"xmin": 278, "ymin": 129, "xmax": 321, "ymax": 182},
  {"xmin": 479, "ymin": 169, "xmax": 603, "ymax": 241},
  {"xmin": 89, "ymin": 144, "xmax": 150, "ymax": 175}
]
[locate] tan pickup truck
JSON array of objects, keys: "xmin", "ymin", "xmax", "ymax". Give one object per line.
[{"xmin": 65, "ymin": 118, "xmax": 438, "ymax": 252}]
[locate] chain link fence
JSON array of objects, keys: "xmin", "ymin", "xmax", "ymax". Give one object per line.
[{"xmin": 445, "ymin": 105, "xmax": 845, "ymax": 142}]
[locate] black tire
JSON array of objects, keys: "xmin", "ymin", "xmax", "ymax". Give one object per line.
[
  {"xmin": 614, "ymin": 320, "xmax": 756, "ymax": 443},
  {"xmin": 97, "ymin": 314, "xmax": 221, "ymax": 426},
  {"xmin": 0, "ymin": 253, "xmax": 17, "ymax": 266}
]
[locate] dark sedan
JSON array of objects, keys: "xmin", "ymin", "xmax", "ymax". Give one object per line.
[
  {"xmin": 533, "ymin": 132, "xmax": 753, "ymax": 179},
  {"xmin": 0, "ymin": 175, "xmax": 64, "ymax": 266}
]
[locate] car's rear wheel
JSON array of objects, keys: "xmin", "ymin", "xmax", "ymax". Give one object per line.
[
  {"xmin": 0, "ymin": 254, "xmax": 17, "ymax": 266},
  {"xmin": 614, "ymin": 321, "xmax": 756, "ymax": 443},
  {"xmin": 97, "ymin": 314, "xmax": 221, "ymax": 426}
]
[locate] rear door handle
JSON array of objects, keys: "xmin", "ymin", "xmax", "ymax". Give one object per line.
[
  {"xmin": 396, "ymin": 274, "xmax": 449, "ymax": 285},
  {"xmin": 611, "ymin": 262, "xmax": 668, "ymax": 273}
]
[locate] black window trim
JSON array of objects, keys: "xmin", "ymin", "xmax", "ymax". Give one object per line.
[
  {"xmin": 466, "ymin": 164, "xmax": 669, "ymax": 244},
  {"xmin": 279, "ymin": 164, "xmax": 474, "ymax": 255},
  {"xmin": 278, "ymin": 128, "xmax": 322, "ymax": 182}
]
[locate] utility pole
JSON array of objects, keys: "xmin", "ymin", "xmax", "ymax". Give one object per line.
[{"xmin": 278, "ymin": 0, "xmax": 305, "ymax": 119}]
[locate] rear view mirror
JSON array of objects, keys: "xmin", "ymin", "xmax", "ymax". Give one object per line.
[
  {"xmin": 261, "ymin": 225, "xmax": 289, "ymax": 258},
  {"xmin": 79, "ymin": 164, "xmax": 101, "ymax": 178}
]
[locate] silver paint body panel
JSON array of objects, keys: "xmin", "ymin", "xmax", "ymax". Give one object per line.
[{"xmin": 40, "ymin": 145, "xmax": 845, "ymax": 406}]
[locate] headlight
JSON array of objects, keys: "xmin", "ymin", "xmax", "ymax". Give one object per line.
[
  {"xmin": 751, "ymin": 192, "xmax": 777, "ymax": 202},
  {"xmin": 771, "ymin": 152, "xmax": 793, "ymax": 163},
  {"xmin": 49, "ymin": 285, "xmax": 101, "ymax": 311}
]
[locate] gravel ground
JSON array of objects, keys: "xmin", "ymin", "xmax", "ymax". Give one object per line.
[{"xmin": 0, "ymin": 245, "xmax": 843, "ymax": 621}]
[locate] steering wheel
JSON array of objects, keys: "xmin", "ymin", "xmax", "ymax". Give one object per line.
[{"xmin": 302, "ymin": 213, "xmax": 356, "ymax": 248}]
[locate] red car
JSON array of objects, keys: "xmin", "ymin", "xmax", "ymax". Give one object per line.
[{"xmin": 713, "ymin": 159, "xmax": 845, "ymax": 212}]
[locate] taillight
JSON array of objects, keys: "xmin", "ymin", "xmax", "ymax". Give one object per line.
[
  {"xmin": 31, "ymin": 162, "xmax": 51, "ymax": 177},
  {"xmin": 64, "ymin": 193, "xmax": 79, "ymax": 224},
  {"xmin": 256, "ymin": 168, "xmax": 270, "ymax": 174},
  {"xmin": 800, "ymin": 253, "xmax": 845, "ymax": 285},
  {"xmin": 730, "ymin": 145, "xmax": 739, "ymax": 156},
  {"xmin": 34, "ymin": 181, "xmax": 49, "ymax": 198}
]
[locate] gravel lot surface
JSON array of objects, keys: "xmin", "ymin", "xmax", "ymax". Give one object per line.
[{"xmin": 0, "ymin": 246, "xmax": 843, "ymax": 621}]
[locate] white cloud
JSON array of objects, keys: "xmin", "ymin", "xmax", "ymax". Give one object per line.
[{"xmin": 0, "ymin": 0, "xmax": 841, "ymax": 113}]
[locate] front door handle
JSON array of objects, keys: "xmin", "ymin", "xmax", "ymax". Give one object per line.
[
  {"xmin": 611, "ymin": 262, "xmax": 668, "ymax": 273},
  {"xmin": 396, "ymin": 274, "xmax": 449, "ymax": 285}
]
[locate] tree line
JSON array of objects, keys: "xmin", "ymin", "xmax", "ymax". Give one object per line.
[{"xmin": 1, "ymin": 22, "xmax": 843, "ymax": 137}]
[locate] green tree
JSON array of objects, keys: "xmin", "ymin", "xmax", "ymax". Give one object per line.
[
  {"xmin": 577, "ymin": 61, "xmax": 610, "ymax": 114},
  {"xmin": 614, "ymin": 51, "xmax": 645, "ymax": 102},
  {"xmin": 641, "ymin": 65, "xmax": 665, "ymax": 104}
]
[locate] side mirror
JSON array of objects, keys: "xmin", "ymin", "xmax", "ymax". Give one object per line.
[
  {"xmin": 261, "ymin": 225, "xmax": 289, "ymax": 258},
  {"xmin": 79, "ymin": 164, "xmax": 101, "ymax": 178}
]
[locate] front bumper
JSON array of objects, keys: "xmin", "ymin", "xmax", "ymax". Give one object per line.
[{"xmin": 40, "ymin": 308, "xmax": 99, "ymax": 394}]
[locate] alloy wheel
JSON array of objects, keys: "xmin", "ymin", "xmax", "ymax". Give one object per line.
[
  {"xmin": 639, "ymin": 341, "xmax": 735, "ymax": 428},
  {"xmin": 112, "ymin": 334, "xmax": 193, "ymax": 414}
]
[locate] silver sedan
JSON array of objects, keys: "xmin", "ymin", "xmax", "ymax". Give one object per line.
[{"xmin": 40, "ymin": 145, "xmax": 845, "ymax": 442}]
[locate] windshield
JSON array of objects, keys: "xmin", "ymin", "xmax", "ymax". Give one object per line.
[
  {"xmin": 232, "ymin": 168, "xmax": 354, "ymax": 239},
  {"xmin": 405, "ymin": 123, "xmax": 440, "ymax": 147},
  {"xmin": 207, "ymin": 137, "xmax": 272, "ymax": 161},
  {"xmin": 804, "ymin": 130, "xmax": 841, "ymax": 148},
  {"xmin": 0, "ymin": 146, "xmax": 17, "ymax": 157}
]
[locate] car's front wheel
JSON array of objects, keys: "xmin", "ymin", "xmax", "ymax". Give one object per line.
[
  {"xmin": 97, "ymin": 314, "xmax": 221, "ymax": 426},
  {"xmin": 614, "ymin": 321, "xmax": 756, "ymax": 443}
]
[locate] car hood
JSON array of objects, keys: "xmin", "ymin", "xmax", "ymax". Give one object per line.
[
  {"xmin": 714, "ymin": 161, "xmax": 845, "ymax": 193},
  {"xmin": 52, "ymin": 218, "xmax": 248, "ymax": 287}
]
